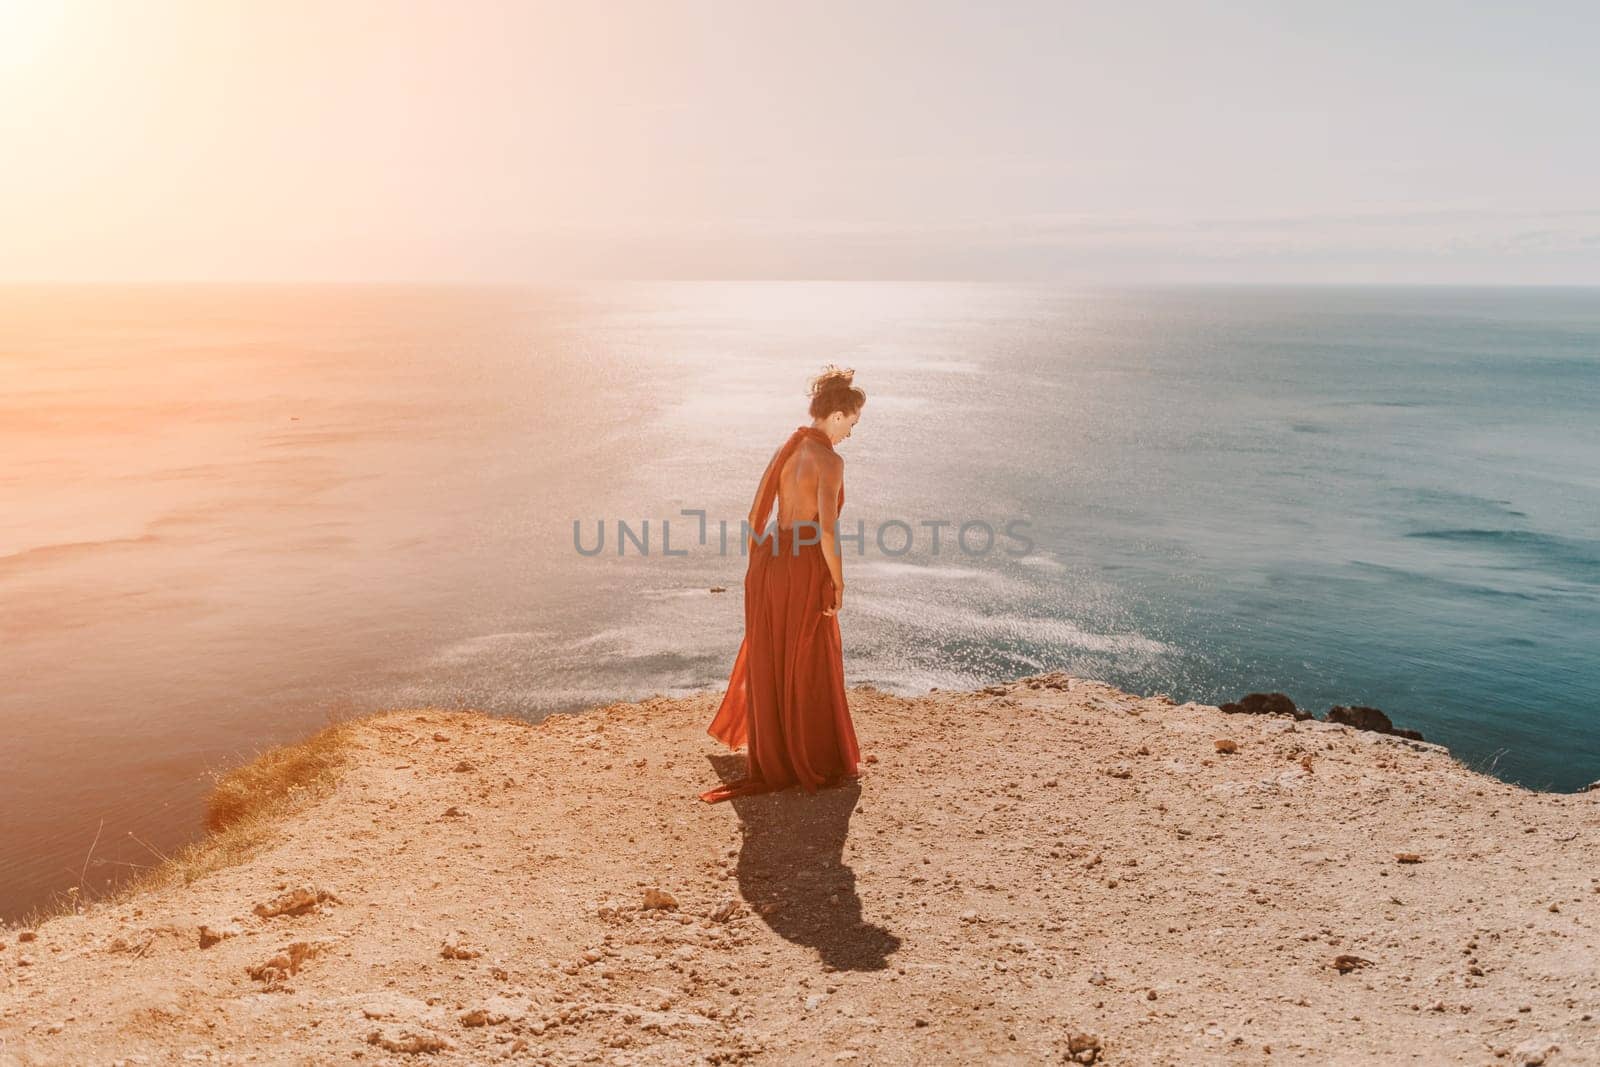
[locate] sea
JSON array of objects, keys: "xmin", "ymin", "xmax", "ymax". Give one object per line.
[{"xmin": 2, "ymin": 281, "xmax": 1597, "ymax": 922}]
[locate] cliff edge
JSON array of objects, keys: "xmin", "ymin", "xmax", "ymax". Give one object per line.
[{"xmin": 2, "ymin": 675, "xmax": 1596, "ymax": 1065}]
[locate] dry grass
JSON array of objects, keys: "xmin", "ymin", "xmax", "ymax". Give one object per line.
[
  {"xmin": 20, "ymin": 713, "xmax": 371, "ymax": 931},
  {"xmin": 205, "ymin": 716, "xmax": 359, "ymax": 832},
  {"xmin": 139, "ymin": 716, "xmax": 366, "ymax": 894}
]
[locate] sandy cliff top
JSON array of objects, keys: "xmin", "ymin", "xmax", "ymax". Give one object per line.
[{"xmin": 2, "ymin": 674, "xmax": 1597, "ymax": 1066}]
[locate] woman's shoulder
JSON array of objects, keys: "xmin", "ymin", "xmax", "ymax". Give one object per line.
[{"xmin": 800, "ymin": 436, "xmax": 842, "ymax": 459}]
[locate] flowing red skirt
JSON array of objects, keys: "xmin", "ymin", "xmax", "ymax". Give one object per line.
[{"xmin": 701, "ymin": 526, "xmax": 860, "ymax": 802}]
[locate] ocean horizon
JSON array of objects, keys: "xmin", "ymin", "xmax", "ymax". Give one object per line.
[{"xmin": 2, "ymin": 280, "xmax": 1597, "ymax": 922}]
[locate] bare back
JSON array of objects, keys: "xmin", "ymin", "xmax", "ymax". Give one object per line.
[
  {"xmin": 741, "ymin": 423, "xmax": 850, "ymax": 611},
  {"xmin": 776, "ymin": 438, "xmax": 836, "ymax": 529}
]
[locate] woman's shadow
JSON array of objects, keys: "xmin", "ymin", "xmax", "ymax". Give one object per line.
[{"xmin": 706, "ymin": 754, "xmax": 901, "ymax": 971}]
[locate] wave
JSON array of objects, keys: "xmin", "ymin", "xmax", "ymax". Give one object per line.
[
  {"xmin": 427, "ymin": 630, "xmax": 559, "ymax": 667},
  {"xmin": 1403, "ymin": 528, "xmax": 1600, "ymax": 582},
  {"xmin": 0, "ymin": 532, "xmax": 161, "ymax": 573},
  {"xmin": 1390, "ymin": 487, "xmax": 1529, "ymax": 520},
  {"xmin": 1346, "ymin": 559, "xmax": 1542, "ymax": 601},
  {"xmin": 853, "ymin": 560, "xmax": 1011, "ymax": 583},
  {"xmin": 850, "ymin": 593, "xmax": 1171, "ymax": 657}
]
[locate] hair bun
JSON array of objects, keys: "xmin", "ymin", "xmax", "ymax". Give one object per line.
[
  {"xmin": 808, "ymin": 364, "xmax": 855, "ymax": 396},
  {"xmin": 806, "ymin": 363, "xmax": 867, "ymax": 418}
]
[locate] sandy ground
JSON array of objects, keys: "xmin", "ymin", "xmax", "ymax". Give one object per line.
[{"xmin": 2, "ymin": 673, "xmax": 1597, "ymax": 1066}]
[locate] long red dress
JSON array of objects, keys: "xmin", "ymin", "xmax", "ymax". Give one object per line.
[{"xmin": 700, "ymin": 425, "xmax": 860, "ymax": 803}]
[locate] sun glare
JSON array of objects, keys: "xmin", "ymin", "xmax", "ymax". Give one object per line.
[{"xmin": 0, "ymin": 0, "xmax": 68, "ymax": 74}]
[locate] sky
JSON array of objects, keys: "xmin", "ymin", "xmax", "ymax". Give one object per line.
[{"xmin": 1, "ymin": 0, "xmax": 1597, "ymax": 284}]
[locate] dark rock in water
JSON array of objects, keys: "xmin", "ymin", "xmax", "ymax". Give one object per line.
[
  {"xmin": 1326, "ymin": 705, "xmax": 1425, "ymax": 741},
  {"xmin": 1218, "ymin": 692, "xmax": 1311, "ymax": 721},
  {"xmin": 1327, "ymin": 704, "xmax": 1391, "ymax": 731}
]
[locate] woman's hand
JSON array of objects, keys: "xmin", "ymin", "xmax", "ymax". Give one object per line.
[{"xmin": 822, "ymin": 580, "xmax": 844, "ymax": 617}]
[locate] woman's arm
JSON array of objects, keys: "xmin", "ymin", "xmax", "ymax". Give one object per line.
[{"xmin": 817, "ymin": 454, "xmax": 845, "ymax": 615}]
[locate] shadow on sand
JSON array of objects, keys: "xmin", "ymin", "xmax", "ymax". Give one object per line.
[{"xmin": 706, "ymin": 754, "xmax": 901, "ymax": 972}]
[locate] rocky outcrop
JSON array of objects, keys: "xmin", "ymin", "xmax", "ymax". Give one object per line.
[
  {"xmin": 1219, "ymin": 691, "xmax": 1426, "ymax": 741},
  {"xmin": 1326, "ymin": 704, "xmax": 1425, "ymax": 741},
  {"xmin": 1218, "ymin": 691, "xmax": 1312, "ymax": 720}
]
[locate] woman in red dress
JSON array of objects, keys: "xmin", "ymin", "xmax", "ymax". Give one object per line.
[{"xmin": 700, "ymin": 366, "xmax": 866, "ymax": 803}]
